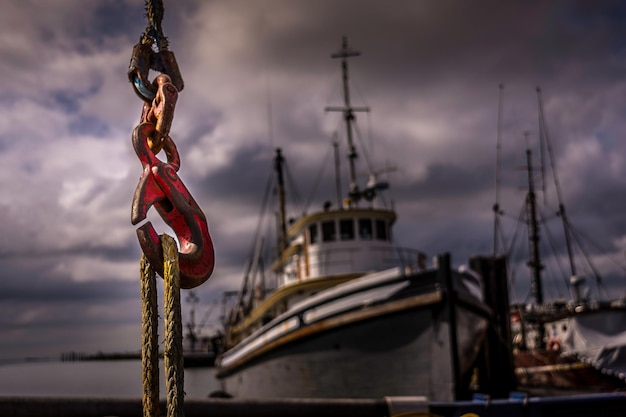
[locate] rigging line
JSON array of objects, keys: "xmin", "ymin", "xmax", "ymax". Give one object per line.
[
  {"xmin": 542, "ymin": 255, "xmax": 560, "ymax": 301},
  {"xmin": 567, "ymin": 222, "xmax": 626, "ymax": 272},
  {"xmin": 258, "ymin": 256, "xmax": 267, "ymax": 298},
  {"xmin": 509, "ymin": 266, "xmax": 520, "ymax": 302},
  {"xmin": 522, "ymin": 282, "xmax": 533, "ymax": 305},
  {"xmin": 239, "ymin": 163, "xmax": 276, "ymax": 298},
  {"xmin": 537, "ymin": 87, "xmax": 577, "ymax": 277},
  {"xmin": 283, "ymin": 159, "xmax": 304, "ymax": 215},
  {"xmin": 352, "ymin": 76, "xmax": 370, "ymax": 111},
  {"xmin": 303, "ymin": 141, "xmax": 333, "ymax": 214},
  {"xmin": 250, "ymin": 164, "xmax": 276, "ymax": 257},
  {"xmin": 509, "ymin": 203, "xmax": 533, "ymax": 302},
  {"xmin": 505, "ymin": 200, "xmax": 527, "ymax": 261},
  {"xmin": 565, "ymin": 219, "xmax": 626, "ymax": 274},
  {"xmin": 366, "ymin": 111, "xmax": 375, "ymax": 166},
  {"xmin": 540, "ymin": 208, "xmax": 571, "ymax": 295},
  {"xmin": 198, "ymin": 301, "xmax": 218, "ymax": 328},
  {"xmin": 494, "ymin": 84, "xmax": 504, "ymax": 256},
  {"xmin": 352, "ymin": 78, "xmax": 376, "ymax": 154},
  {"xmin": 567, "ymin": 223, "xmax": 612, "ymax": 300},
  {"xmin": 352, "ymin": 119, "xmax": 375, "ymax": 174}
]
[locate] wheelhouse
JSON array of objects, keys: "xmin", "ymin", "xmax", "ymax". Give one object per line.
[{"xmin": 272, "ymin": 208, "xmax": 398, "ymax": 286}]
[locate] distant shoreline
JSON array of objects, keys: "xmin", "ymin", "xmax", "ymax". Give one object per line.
[{"xmin": 60, "ymin": 351, "xmax": 142, "ymax": 362}]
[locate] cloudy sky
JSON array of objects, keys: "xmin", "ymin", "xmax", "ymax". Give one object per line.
[{"xmin": 2, "ymin": 0, "xmax": 626, "ymax": 360}]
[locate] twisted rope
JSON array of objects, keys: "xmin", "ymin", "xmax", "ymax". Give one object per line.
[
  {"xmin": 163, "ymin": 234, "xmax": 184, "ymax": 417},
  {"xmin": 140, "ymin": 234, "xmax": 184, "ymax": 417},
  {"xmin": 141, "ymin": 0, "xmax": 169, "ymax": 51},
  {"xmin": 141, "ymin": 254, "xmax": 159, "ymax": 417}
]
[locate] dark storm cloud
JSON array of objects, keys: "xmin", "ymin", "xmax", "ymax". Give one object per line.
[
  {"xmin": 0, "ymin": 269, "xmax": 137, "ymax": 303},
  {"xmin": 399, "ymin": 162, "xmax": 495, "ymax": 199}
]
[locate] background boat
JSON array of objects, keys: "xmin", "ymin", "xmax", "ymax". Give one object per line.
[{"xmin": 492, "ymin": 87, "xmax": 626, "ymax": 393}]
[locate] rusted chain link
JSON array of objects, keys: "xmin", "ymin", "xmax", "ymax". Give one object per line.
[
  {"xmin": 129, "ymin": 1, "xmax": 214, "ymax": 289},
  {"xmin": 129, "ymin": 0, "xmax": 182, "ymax": 102}
]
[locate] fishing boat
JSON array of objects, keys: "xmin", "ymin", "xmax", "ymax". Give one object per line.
[
  {"xmin": 182, "ymin": 291, "xmax": 222, "ymax": 368},
  {"xmin": 213, "ymin": 38, "xmax": 496, "ymax": 400},
  {"xmin": 493, "ymin": 87, "xmax": 626, "ymax": 393}
]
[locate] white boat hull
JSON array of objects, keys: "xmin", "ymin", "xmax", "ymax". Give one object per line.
[{"xmin": 216, "ymin": 267, "xmax": 489, "ymax": 400}]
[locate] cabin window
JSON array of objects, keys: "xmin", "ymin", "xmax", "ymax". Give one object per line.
[
  {"xmin": 322, "ymin": 220, "xmax": 336, "ymax": 242},
  {"xmin": 375, "ymin": 220, "xmax": 388, "ymax": 241},
  {"xmin": 309, "ymin": 223, "xmax": 318, "ymax": 245},
  {"xmin": 358, "ymin": 218, "xmax": 373, "ymax": 240},
  {"xmin": 339, "ymin": 219, "xmax": 355, "ymax": 240}
]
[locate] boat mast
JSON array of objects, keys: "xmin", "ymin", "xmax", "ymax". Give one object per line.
[
  {"xmin": 524, "ymin": 134, "xmax": 546, "ymax": 348},
  {"xmin": 333, "ymin": 138, "xmax": 342, "ymax": 208},
  {"xmin": 493, "ymin": 84, "xmax": 504, "ymax": 256},
  {"xmin": 275, "ymin": 148, "xmax": 288, "ymax": 254},
  {"xmin": 186, "ymin": 290, "xmax": 199, "ymax": 351},
  {"xmin": 525, "ymin": 137, "xmax": 545, "ymax": 305},
  {"xmin": 326, "ymin": 36, "xmax": 369, "ymax": 203}
]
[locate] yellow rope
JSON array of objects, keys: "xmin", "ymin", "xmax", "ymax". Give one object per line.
[
  {"xmin": 141, "ymin": 253, "xmax": 159, "ymax": 417},
  {"xmin": 141, "ymin": 234, "xmax": 184, "ymax": 417},
  {"xmin": 163, "ymin": 234, "xmax": 184, "ymax": 417}
]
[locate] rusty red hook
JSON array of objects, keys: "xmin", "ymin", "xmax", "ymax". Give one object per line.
[{"xmin": 131, "ymin": 122, "xmax": 215, "ymax": 289}]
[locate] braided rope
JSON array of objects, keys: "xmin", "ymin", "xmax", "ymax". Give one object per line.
[
  {"xmin": 141, "ymin": 0, "xmax": 169, "ymax": 50},
  {"xmin": 162, "ymin": 234, "xmax": 184, "ymax": 417},
  {"xmin": 140, "ymin": 254, "xmax": 159, "ymax": 417},
  {"xmin": 140, "ymin": 234, "xmax": 184, "ymax": 417}
]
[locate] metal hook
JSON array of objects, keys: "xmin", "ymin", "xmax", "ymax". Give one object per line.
[{"xmin": 131, "ymin": 122, "xmax": 215, "ymax": 289}]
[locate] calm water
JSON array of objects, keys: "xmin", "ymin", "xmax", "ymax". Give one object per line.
[{"xmin": 0, "ymin": 359, "xmax": 221, "ymax": 399}]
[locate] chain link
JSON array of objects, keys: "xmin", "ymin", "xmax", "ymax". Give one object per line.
[
  {"xmin": 129, "ymin": 0, "xmax": 215, "ymax": 290},
  {"xmin": 128, "ymin": 0, "xmax": 183, "ymax": 103}
]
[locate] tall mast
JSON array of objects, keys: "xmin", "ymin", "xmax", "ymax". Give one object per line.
[
  {"xmin": 493, "ymin": 84, "xmax": 504, "ymax": 256},
  {"xmin": 326, "ymin": 36, "xmax": 369, "ymax": 202},
  {"xmin": 525, "ymin": 137, "xmax": 545, "ymax": 348},
  {"xmin": 525, "ymin": 138, "xmax": 544, "ymax": 306},
  {"xmin": 275, "ymin": 148, "xmax": 288, "ymax": 254}
]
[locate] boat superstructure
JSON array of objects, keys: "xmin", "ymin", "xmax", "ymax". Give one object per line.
[{"xmin": 215, "ymin": 37, "xmax": 496, "ymax": 400}]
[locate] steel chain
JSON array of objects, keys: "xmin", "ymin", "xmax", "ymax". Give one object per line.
[{"xmin": 128, "ymin": 0, "xmax": 214, "ymax": 289}]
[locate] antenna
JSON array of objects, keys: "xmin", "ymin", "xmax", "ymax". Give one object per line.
[{"xmin": 325, "ymin": 36, "xmax": 369, "ymax": 202}]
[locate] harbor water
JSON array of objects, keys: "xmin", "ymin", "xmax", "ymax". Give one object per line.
[{"xmin": 0, "ymin": 359, "xmax": 220, "ymax": 399}]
